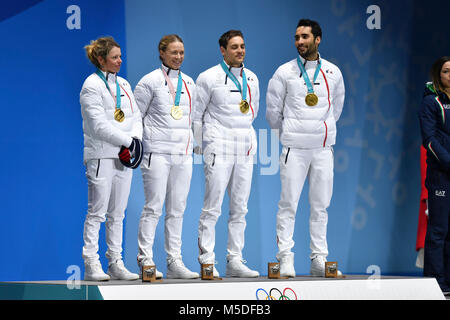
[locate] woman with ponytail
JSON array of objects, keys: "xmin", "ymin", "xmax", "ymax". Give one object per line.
[{"xmin": 80, "ymin": 36, "xmax": 142, "ymax": 281}]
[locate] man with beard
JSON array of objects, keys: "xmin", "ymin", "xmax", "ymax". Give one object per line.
[{"xmin": 266, "ymin": 19, "xmax": 345, "ymax": 277}]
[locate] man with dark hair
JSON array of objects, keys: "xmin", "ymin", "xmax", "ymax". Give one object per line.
[
  {"xmin": 266, "ymin": 19, "xmax": 345, "ymax": 277},
  {"xmin": 218, "ymin": 30, "xmax": 244, "ymax": 49},
  {"xmin": 297, "ymin": 19, "xmax": 322, "ymax": 38},
  {"xmin": 192, "ymin": 30, "xmax": 260, "ymax": 278}
]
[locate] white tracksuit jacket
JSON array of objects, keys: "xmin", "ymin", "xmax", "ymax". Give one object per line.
[
  {"xmin": 134, "ymin": 66, "xmax": 196, "ymax": 265},
  {"xmin": 194, "ymin": 61, "xmax": 259, "ymax": 264},
  {"xmin": 266, "ymin": 54, "xmax": 345, "ymax": 260},
  {"xmin": 266, "ymin": 54, "xmax": 344, "ymax": 148},
  {"xmin": 80, "ymin": 70, "xmax": 142, "ymax": 263},
  {"xmin": 134, "ymin": 65, "xmax": 195, "ymax": 155},
  {"xmin": 80, "ymin": 71, "xmax": 143, "ymax": 163},
  {"xmin": 192, "ymin": 61, "xmax": 259, "ymax": 156}
]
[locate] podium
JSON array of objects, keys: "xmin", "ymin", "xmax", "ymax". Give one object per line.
[{"xmin": 0, "ymin": 275, "xmax": 445, "ymax": 300}]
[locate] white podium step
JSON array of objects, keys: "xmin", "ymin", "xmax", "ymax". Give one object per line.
[
  {"xmin": 96, "ymin": 276, "xmax": 444, "ymax": 300},
  {"xmin": 1, "ymin": 275, "xmax": 445, "ymax": 300}
]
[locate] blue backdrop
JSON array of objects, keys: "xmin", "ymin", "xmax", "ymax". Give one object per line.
[{"xmin": 1, "ymin": 0, "xmax": 450, "ymax": 281}]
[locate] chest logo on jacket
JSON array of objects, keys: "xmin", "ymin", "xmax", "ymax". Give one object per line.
[{"xmin": 435, "ymin": 190, "xmax": 446, "ymax": 197}]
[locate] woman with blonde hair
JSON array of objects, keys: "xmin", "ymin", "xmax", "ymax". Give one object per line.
[
  {"xmin": 134, "ymin": 34, "xmax": 198, "ymax": 279},
  {"xmin": 80, "ymin": 36, "xmax": 143, "ymax": 281}
]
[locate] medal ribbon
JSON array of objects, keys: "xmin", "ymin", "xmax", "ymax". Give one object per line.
[
  {"xmin": 161, "ymin": 66, "xmax": 183, "ymax": 107},
  {"xmin": 296, "ymin": 56, "xmax": 321, "ymax": 94},
  {"xmin": 96, "ymin": 69, "xmax": 121, "ymax": 110},
  {"xmin": 220, "ymin": 61, "xmax": 247, "ymax": 101}
]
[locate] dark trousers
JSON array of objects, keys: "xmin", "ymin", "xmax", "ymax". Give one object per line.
[{"xmin": 424, "ymin": 167, "xmax": 450, "ymax": 291}]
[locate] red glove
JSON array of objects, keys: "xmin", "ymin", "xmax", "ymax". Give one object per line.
[
  {"xmin": 118, "ymin": 147, "xmax": 131, "ymax": 163},
  {"xmin": 118, "ymin": 138, "xmax": 143, "ymax": 169}
]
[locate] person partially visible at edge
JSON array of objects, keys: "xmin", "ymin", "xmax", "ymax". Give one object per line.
[{"xmin": 418, "ymin": 56, "xmax": 450, "ymax": 294}]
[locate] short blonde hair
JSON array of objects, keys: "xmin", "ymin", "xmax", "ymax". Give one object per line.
[
  {"xmin": 158, "ymin": 34, "xmax": 183, "ymax": 61},
  {"xmin": 84, "ymin": 36, "xmax": 120, "ymax": 68}
]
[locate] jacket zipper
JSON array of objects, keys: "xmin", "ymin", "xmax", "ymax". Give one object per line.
[
  {"xmin": 96, "ymin": 159, "xmax": 101, "ymax": 178},
  {"xmin": 285, "ymin": 147, "xmax": 291, "ymax": 164}
]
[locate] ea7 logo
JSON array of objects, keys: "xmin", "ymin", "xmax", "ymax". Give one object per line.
[{"xmin": 435, "ymin": 190, "xmax": 446, "ymax": 197}]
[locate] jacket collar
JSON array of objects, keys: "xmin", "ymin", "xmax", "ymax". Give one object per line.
[
  {"xmin": 222, "ymin": 59, "xmax": 245, "ymax": 77},
  {"xmin": 161, "ymin": 63, "xmax": 180, "ymax": 78},
  {"xmin": 298, "ymin": 52, "xmax": 321, "ymax": 65},
  {"xmin": 424, "ymin": 82, "xmax": 450, "ymax": 102},
  {"xmin": 98, "ymin": 69, "xmax": 117, "ymax": 83}
]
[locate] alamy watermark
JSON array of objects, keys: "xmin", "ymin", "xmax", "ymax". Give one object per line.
[
  {"xmin": 366, "ymin": 264, "xmax": 382, "ymax": 290},
  {"xmin": 366, "ymin": 5, "xmax": 381, "ymax": 30},
  {"xmin": 188, "ymin": 128, "xmax": 282, "ymax": 176},
  {"xmin": 66, "ymin": 264, "xmax": 81, "ymax": 290}
]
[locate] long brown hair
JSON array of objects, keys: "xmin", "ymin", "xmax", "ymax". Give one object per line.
[{"xmin": 430, "ymin": 56, "xmax": 450, "ymax": 93}]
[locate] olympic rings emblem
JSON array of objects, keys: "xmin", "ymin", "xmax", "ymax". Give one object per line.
[{"xmin": 256, "ymin": 287, "xmax": 298, "ymax": 300}]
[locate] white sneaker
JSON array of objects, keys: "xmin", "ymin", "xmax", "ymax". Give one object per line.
[
  {"xmin": 226, "ymin": 259, "xmax": 259, "ymax": 278},
  {"xmin": 107, "ymin": 259, "xmax": 139, "ymax": 280},
  {"xmin": 138, "ymin": 259, "xmax": 163, "ymax": 279},
  {"xmin": 209, "ymin": 265, "xmax": 220, "ymax": 278},
  {"xmin": 310, "ymin": 255, "xmax": 342, "ymax": 277},
  {"xmin": 212, "ymin": 264, "xmax": 220, "ymax": 278},
  {"xmin": 279, "ymin": 255, "xmax": 296, "ymax": 278},
  {"xmin": 167, "ymin": 259, "xmax": 200, "ymax": 279},
  {"xmin": 84, "ymin": 261, "xmax": 110, "ymax": 281}
]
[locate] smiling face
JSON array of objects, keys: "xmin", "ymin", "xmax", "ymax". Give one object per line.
[
  {"xmin": 295, "ymin": 26, "xmax": 320, "ymax": 61},
  {"xmin": 220, "ymin": 36, "xmax": 245, "ymax": 67},
  {"xmin": 160, "ymin": 41, "xmax": 184, "ymax": 70},
  {"xmin": 98, "ymin": 46, "xmax": 122, "ymax": 73}
]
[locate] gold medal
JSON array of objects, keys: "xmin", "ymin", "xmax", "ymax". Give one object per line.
[
  {"xmin": 239, "ymin": 100, "xmax": 250, "ymax": 114},
  {"xmin": 305, "ymin": 93, "xmax": 318, "ymax": 107},
  {"xmin": 171, "ymin": 105, "xmax": 183, "ymax": 120},
  {"xmin": 114, "ymin": 109, "xmax": 125, "ymax": 122}
]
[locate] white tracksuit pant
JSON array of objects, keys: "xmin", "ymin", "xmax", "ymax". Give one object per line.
[
  {"xmin": 82, "ymin": 159, "xmax": 132, "ymax": 263},
  {"xmin": 198, "ymin": 153, "xmax": 253, "ymax": 264},
  {"xmin": 276, "ymin": 146, "xmax": 333, "ymax": 261},
  {"xmin": 137, "ymin": 153, "xmax": 193, "ymax": 265}
]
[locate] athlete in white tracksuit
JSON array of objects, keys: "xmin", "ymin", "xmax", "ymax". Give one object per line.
[
  {"xmin": 134, "ymin": 35, "xmax": 198, "ymax": 279},
  {"xmin": 193, "ymin": 30, "xmax": 259, "ymax": 277},
  {"xmin": 80, "ymin": 37, "xmax": 142, "ymax": 281},
  {"xmin": 266, "ymin": 19, "xmax": 345, "ymax": 277}
]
